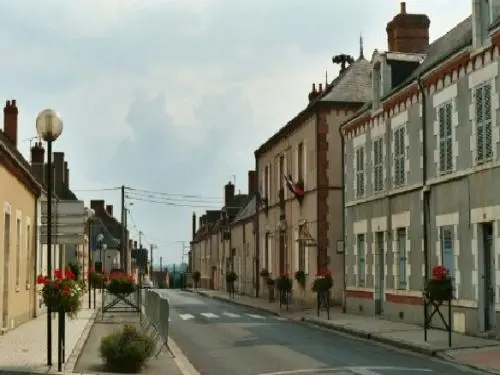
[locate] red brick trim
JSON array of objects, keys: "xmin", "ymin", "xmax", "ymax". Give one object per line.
[
  {"xmin": 385, "ymin": 292, "xmax": 423, "ymax": 305},
  {"xmin": 346, "ymin": 289, "xmax": 373, "ymax": 299}
]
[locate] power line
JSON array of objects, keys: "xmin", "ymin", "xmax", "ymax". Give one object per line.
[
  {"xmin": 126, "ymin": 187, "xmax": 222, "ymax": 200},
  {"xmin": 126, "ymin": 195, "xmax": 220, "ymax": 209},
  {"xmin": 126, "ymin": 191, "xmax": 222, "ymax": 204},
  {"xmin": 72, "ymin": 187, "xmax": 121, "ymax": 192}
]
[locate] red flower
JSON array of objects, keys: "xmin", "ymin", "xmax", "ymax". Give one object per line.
[
  {"xmin": 54, "ymin": 269, "xmax": 63, "ymax": 279},
  {"xmin": 432, "ymin": 265, "xmax": 449, "ymax": 282},
  {"xmin": 37, "ymin": 274, "xmax": 48, "ymax": 285}
]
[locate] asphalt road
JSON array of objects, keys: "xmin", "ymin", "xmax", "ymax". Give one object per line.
[{"xmin": 156, "ymin": 289, "xmax": 484, "ymax": 375}]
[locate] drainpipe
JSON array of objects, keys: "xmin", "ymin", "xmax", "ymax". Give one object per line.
[
  {"xmin": 417, "ymin": 74, "xmax": 430, "ymax": 331},
  {"xmin": 255, "ymin": 154, "xmax": 260, "ymax": 298},
  {"xmin": 338, "ymin": 125, "xmax": 347, "ymax": 313}
]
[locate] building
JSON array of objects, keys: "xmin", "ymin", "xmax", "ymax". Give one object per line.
[
  {"xmin": 341, "ymin": 1, "xmax": 500, "ymax": 335},
  {"xmin": 254, "ymin": 49, "xmax": 372, "ymax": 304},
  {"xmin": 0, "ymin": 100, "xmax": 42, "ymax": 330}
]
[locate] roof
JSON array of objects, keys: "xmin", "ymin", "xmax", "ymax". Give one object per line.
[
  {"xmin": 91, "ymin": 217, "xmax": 120, "ymax": 248},
  {"xmin": 255, "ymin": 57, "xmax": 371, "ymax": 156},
  {"xmin": 232, "ymin": 195, "xmax": 256, "ymax": 224},
  {"xmin": 344, "ymin": 16, "xmax": 472, "ymax": 125}
]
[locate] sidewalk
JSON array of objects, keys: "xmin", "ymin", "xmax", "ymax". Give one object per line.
[
  {"xmin": 0, "ymin": 292, "xmax": 98, "ymax": 374},
  {"xmin": 188, "ymin": 288, "xmax": 500, "ymax": 374}
]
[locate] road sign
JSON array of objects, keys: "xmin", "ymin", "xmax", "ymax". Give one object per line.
[
  {"xmin": 40, "ymin": 200, "xmax": 85, "ymax": 245},
  {"xmin": 40, "ymin": 234, "xmax": 85, "ymax": 245},
  {"xmin": 41, "ymin": 200, "xmax": 85, "ymax": 224},
  {"xmin": 40, "ymin": 224, "xmax": 85, "ymax": 237}
]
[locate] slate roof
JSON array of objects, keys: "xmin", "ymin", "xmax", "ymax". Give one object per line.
[
  {"xmin": 91, "ymin": 217, "xmax": 120, "ymax": 248},
  {"xmin": 232, "ymin": 196, "xmax": 255, "ymax": 224}
]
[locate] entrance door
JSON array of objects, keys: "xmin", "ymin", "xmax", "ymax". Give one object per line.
[
  {"xmin": 374, "ymin": 232, "xmax": 385, "ymax": 315},
  {"xmin": 482, "ymin": 222, "xmax": 495, "ymax": 331},
  {"xmin": 2, "ymin": 213, "xmax": 11, "ymax": 329}
]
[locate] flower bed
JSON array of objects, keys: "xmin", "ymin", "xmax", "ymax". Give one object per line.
[
  {"xmin": 37, "ymin": 268, "xmax": 83, "ymax": 318},
  {"xmin": 424, "ymin": 265, "xmax": 453, "ymax": 303},
  {"xmin": 107, "ymin": 272, "xmax": 137, "ymax": 295}
]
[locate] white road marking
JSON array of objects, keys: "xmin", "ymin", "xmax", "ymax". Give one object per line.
[
  {"xmin": 179, "ymin": 313, "xmax": 195, "ymax": 321},
  {"xmin": 200, "ymin": 312, "xmax": 219, "ymax": 318},
  {"xmin": 255, "ymin": 366, "xmax": 433, "ymax": 375},
  {"xmin": 222, "ymin": 312, "xmax": 240, "ymax": 318},
  {"xmin": 275, "ymin": 316, "xmax": 287, "ymax": 321},
  {"xmin": 245, "ymin": 313, "xmax": 265, "ymax": 319}
]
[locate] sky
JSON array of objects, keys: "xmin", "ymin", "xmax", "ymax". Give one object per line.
[{"xmin": 0, "ymin": 0, "xmax": 471, "ymax": 265}]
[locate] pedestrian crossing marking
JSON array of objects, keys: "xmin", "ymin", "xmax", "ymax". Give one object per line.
[
  {"xmin": 200, "ymin": 312, "xmax": 219, "ymax": 318},
  {"xmin": 179, "ymin": 313, "xmax": 195, "ymax": 320},
  {"xmin": 222, "ymin": 312, "xmax": 240, "ymax": 318},
  {"xmin": 245, "ymin": 313, "xmax": 265, "ymax": 319}
]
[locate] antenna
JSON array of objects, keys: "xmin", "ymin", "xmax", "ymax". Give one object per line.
[
  {"xmin": 231, "ymin": 174, "xmax": 236, "ymax": 185},
  {"xmin": 325, "ymin": 70, "xmax": 328, "ymax": 86},
  {"xmin": 24, "ymin": 136, "xmax": 38, "ymax": 148}
]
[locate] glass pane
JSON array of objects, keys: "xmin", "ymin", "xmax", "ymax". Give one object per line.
[
  {"xmin": 484, "ymin": 84, "xmax": 491, "ymax": 121},
  {"xmin": 485, "ymin": 120, "xmax": 493, "ymax": 159},
  {"xmin": 476, "ymin": 86, "xmax": 483, "ymax": 123},
  {"xmin": 439, "ymin": 106, "xmax": 445, "ymax": 138},
  {"xmin": 445, "ymin": 103, "xmax": 452, "ymax": 136},
  {"xmin": 477, "ymin": 124, "xmax": 484, "ymax": 161},
  {"xmin": 446, "ymin": 137, "xmax": 453, "ymax": 170}
]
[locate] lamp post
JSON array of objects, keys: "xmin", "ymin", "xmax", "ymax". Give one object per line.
[
  {"xmin": 96, "ymin": 233, "xmax": 104, "ymax": 272},
  {"xmin": 36, "ymin": 109, "xmax": 63, "ymax": 368},
  {"xmin": 102, "ymin": 244, "xmax": 108, "ymax": 273},
  {"xmin": 85, "ymin": 208, "xmax": 94, "ymax": 309}
]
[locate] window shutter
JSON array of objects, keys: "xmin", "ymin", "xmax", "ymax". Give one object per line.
[
  {"xmin": 294, "ymin": 145, "xmax": 299, "ymax": 179},
  {"xmin": 303, "ymin": 142, "xmax": 307, "ymax": 191},
  {"xmin": 293, "ymin": 229, "xmax": 299, "ymax": 272}
]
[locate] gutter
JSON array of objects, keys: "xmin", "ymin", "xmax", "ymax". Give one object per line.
[
  {"xmin": 338, "ymin": 125, "xmax": 347, "ymax": 313},
  {"xmin": 417, "ymin": 74, "xmax": 430, "ymax": 326}
]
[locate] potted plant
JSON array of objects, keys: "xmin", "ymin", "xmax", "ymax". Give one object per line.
[
  {"xmin": 192, "ymin": 271, "xmax": 201, "ymax": 289},
  {"xmin": 226, "ymin": 270, "xmax": 237, "ymax": 284},
  {"xmin": 100, "ymin": 324, "xmax": 155, "ymax": 373},
  {"xmin": 294, "ymin": 270, "xmax": 306, "ymax": 289},
  {"xmin": 312, "ymin": 269, "xmax": 333, "ymax": 293},
  {"xmin": 276, "ymin": 273, "xmax": 292, "ymax": 293},
  {"xmin": 107, "ymin": 272, "xmax": 137, "ymax": 295},
  {"xmin": 424, "ymin": 265, "xmax": 453, "ymax": 303},
  {"xmin": 260, "ymin": 268, "xmax": 270, "ymax": 279},
  {"xmin": 90, "ymin": 270, "xmax": 106, "ymax": 289},
  {"xmin": 37, "ymin": 267, "xmax": 83, "ymax": 318}
]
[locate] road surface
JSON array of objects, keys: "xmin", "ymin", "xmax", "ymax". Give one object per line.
[{"xmin": 157, "ymin": 289, "xmax": 483, "ymax": 375}]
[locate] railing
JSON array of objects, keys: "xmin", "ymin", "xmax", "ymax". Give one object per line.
[{"xmin": 141, "ymin": 289, "xmax": 170, "ymax": 354}]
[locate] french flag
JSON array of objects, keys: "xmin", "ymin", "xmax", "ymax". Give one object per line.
[{"xmin": 283, "ymin": 174, "xmax": 304, "ymax": 197}]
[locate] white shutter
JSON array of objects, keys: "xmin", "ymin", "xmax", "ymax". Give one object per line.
[
  {"xmin": 303, "ymin": 142, "xmax": 307, "ymax": 191},
  {"xmin": 293, "ymin": 229, "xmax": 299, "ymax": 272},
  {"xmin": 304, "ymin": 244, "xmax": 309, "ymax": 275},
  {"xmin": 267, "ymin": 236, "xmax": 273, "ymax": 274}
]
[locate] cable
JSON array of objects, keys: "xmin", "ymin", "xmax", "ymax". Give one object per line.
[
  {"xmin": 126, "ymin": 195, "xmax": 220, "ymax": 209},
  {"xmin": 126, "ymin": 186, "xmax": 222, "ymax": 200},
  {"xmin": 125, "ymin": 191, "xmax": 222, "ymax": 205},
  {"xmin": 72, "ymin": 187, "xmax": 121, "ymax": 192}
]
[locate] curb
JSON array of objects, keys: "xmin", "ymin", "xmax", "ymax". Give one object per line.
[
  {"xmin": 209, "ymin": 294, "xmax": 281, "ymax": 317},
  {"xmin": 63, "ymin": 309, "xmax": 99, "ymax": 372}
]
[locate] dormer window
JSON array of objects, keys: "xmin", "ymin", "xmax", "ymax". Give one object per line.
[
  {"xmin": 473, "ymin": 0, "xmax": 495, "ymax": 49},
  {"xmin": 373, "ymin": 61, "xmax": 382, "ymax": 110}
]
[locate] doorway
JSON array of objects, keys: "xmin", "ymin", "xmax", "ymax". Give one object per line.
[
  {"xmin": 2, "ymin": 212, "xmax": 11, "ymax": 329},
  {"xmin": 374, "ymin": 232, "xmax": 385, "ymax": 315},
  {"xmin": 480, "ymin": 222, "xmax": 495, "ymax": 332}
]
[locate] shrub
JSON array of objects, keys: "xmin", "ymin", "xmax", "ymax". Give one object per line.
[
  {"xmin": 37, "ymin": 268, "xmax": 82, "ymax": 318},
  {"xmin": 424, "ymin": 265, "xmax": 453, "ymax": 302},
  {"xmin": 100, "ymin": 324, "xmax": 155, "ymax": 373},
  {"xmin": 312, "ymin": 270, "xmax": 333, "ymax": 293}
]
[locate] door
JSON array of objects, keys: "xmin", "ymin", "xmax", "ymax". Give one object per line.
[
  {"xmin": 482, "ymin": 222, "xmax": 495, "ymax": 331},
  {"xmin": 374, "ymin": 232, "xmax": 384, "ymax": 315},
  {"xmin": 2, "ymin": 213, "xmax": 11, "ymax": 329}
]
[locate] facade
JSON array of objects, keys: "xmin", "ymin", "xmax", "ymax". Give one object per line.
[
  {"xmin": 254, "ymin": 55, "xmax": 371, "ymax": 303},
  {"xmin": 342, "ymin": 1, "xmax": 500, "ymax": 335},
  {"xmin": 0, "ymin": 100, "xmax": 42, "ymax": 330}
]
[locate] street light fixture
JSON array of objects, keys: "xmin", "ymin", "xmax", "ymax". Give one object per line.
[
  {"xmin": 85, "ymin": 208, "xmax": 95, "ymax": 309},
  {"xmin": 36, "ymin": 109, "xmax": 63, "ymax": 368}
]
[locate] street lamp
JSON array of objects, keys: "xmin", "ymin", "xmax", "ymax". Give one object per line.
[
  {"xmin": 85, "ymin": 208, "xmax": 95, "ymax": 309},
  {"xmin": 96, "ymin": 233, "xmax": 104, "ymax": 273},
  {"xmin": 36, "ymin": 109, "xmax": 63, "ymax": 368},
  {"xmin": 102, "ymin": 244, "xmax": 108, "ymax": 272}
]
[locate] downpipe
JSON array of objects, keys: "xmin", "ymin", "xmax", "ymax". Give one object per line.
[{"xmin": 338, "ymin": 125, "xmax": 347, "ymax": 313}]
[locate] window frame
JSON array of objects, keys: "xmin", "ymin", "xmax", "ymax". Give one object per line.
[
  {"xmin": 397, "ymin": 228, "xmax": 407, "ymax": 289},
  {"xmin": 440, "ymin": 225, "xmax": 454, "ymax": 278},
  {"xmin": 355, "ymin": 146, "xmax": 365, "ymax": 198},
  {"xmin": 393, "ymin": 126, "xmax": 406, "ymax": 188},
  {"xmin": 373, "ymin": 137, "xmax": 384, "ymax": 192},
  {"xmin": 475, "ymin": 81, "xmax": 493, "ymax": 164},
  {"xmin": 438, "ymin": 100, "xmax": 454, "ymax": 173},
  {"xmin": 357, "ymin": 233, "xmax": 366, "ymax": 286}
]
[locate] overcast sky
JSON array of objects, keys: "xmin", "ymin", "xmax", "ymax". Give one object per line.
[{"xmin": 0, "ymin": 0, "xmax": 471, "ymax": 265}]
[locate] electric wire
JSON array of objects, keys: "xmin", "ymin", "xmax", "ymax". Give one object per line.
[
  {"xmin": 126, "ymin": 186, "xmax": 222, "ymax": 200},
  {"xmin": 125, "ymin": 191, "xmax": 221, "ymax": 205},
  {"xmin": 125, "ymin": 195, "xmax": 220, "ymax": 209}
]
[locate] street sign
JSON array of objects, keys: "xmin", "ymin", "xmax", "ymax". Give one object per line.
[{"xmin": 40, "ymin": 200, "xmax": 85, "ymax": 245}]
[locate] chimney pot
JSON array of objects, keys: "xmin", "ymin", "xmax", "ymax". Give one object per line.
[
  {"xmin": 224, "ymin": 181, "xmax": 235, "ymax": 208},
  {"xmin": 400, "ymin": 2, "xmax": 406, "ymax": 14},
  {"xmin": 386, "ymin": 2, "xmax": 430, "ymax": 53},
  {"xmin": 319, "ymin": 83, "xmax": 323, "ymax": 92},
  {"xmin": 90, "ymin": 200, "xmax": 105, "ymax": 213},
  {"xmin": 106, "ymin": 205, "xmax": 113, "ymax": 216}
]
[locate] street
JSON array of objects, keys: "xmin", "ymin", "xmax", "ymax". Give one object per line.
[{"xmin": 158, "ymin": 290, "xmax": 483, "ymax": 375}]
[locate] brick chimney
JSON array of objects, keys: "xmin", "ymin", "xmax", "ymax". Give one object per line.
[
  {"xmin": 133, "ymin": 240, "xmax": 138, "ymax": 249},
  {"xmin": 106, "ymin": 205, "xmax": 113, "ymax": 216},
  {"xmin": 192, "ymin": 212, "xmax": 196, "ymax": 240},
  {"xmin": 30, "ymin": 141, "xmax": 45, "ymax": 183},
  {"xmin": 3, "ymin": 100, "xmax": 18, "ymax": 146},
  {"xmin": 53, "ymin": 152, "xmax": 65, "ymax": 195},
  {"xmin": 386, "ymin": 2, "xmax": 430, "ymax": 54},
  {"xmin": 90, "ymin": 200, "xmax": 105, "ymax": 214},
  {"xmin": 224, "ymin": 181, "xmax": 235, "ymax": 208},
  {"xmin": 248, "ymin": 170, "xmax": 256, "ymax": 196}
]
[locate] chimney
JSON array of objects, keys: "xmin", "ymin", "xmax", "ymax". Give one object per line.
[
  {"xmin": 3, "ymin": 100, "xmax": 18, "ymax": 147},
  {"xmin": 133, "ymin": 240, "xmax": 137, "ymax": 249},
  {"xmin": 224, "ymin": 181, "xmax": 235, "ymax": 208},
  {"xmin": 106, "ymin": 205, "xmax": 113, "ymax": 216},
  {"xmin": 386, "ymin": 2, "xmax": 430, "ymax": 54},
  {"xmin": 30, "ymin": 141, "xmax": 45, "ymax": 184},
  {"xmin": 192, "ymin": 212, "xmax": 196, "ymax": 240},
  {"xmin": 248, "ymin": 170, "xmax": 256, "ymax": 196},
  {"xmin": 90, "ymin": 200, "xmax": 105, "ymax": 214},
  {"xmin": 64, "ymin": 161, "xmax": 69, "ymax": 188},
  {"xmin": 128, "ymin": 239, "xmax": 133, "ymax": 249},
  {"xmin": 53, "ymin": 152, "xmax": 65, "ymax": 194},
  {"xmin": 308, "ymin": 83, "xmax": 319, "ymax": 103}
]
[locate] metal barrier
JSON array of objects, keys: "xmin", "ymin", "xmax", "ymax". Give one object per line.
[{"xmin": 141, "ymin": 289, "xmax": 170, "ymax": 356}]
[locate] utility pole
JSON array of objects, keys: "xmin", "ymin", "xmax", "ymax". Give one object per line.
[
  {"xmin": 139, "ymin": 231, "xmax": 143, "ymax": 248},
  {"xmin": 120, "ymin": 185, "xmax": 126, "ymax": 271},
  {"xmin": 160, "ymin": 256, "xmax": 163, "ymax": 272},
  {"xmin": 150, "ymin": 244, "xmax": 157, "ymax": 274}
]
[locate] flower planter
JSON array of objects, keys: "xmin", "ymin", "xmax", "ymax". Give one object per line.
[
  {"xmin": 37, "ymin": 268, "xmax": 83, "ymax": 318},
  {"xmin": 106, "ymin": 273, "xmax": 137, "ymax": 295},
  {"xmin": 424, "ymin": 265, "xmax": 453, "ymax": 303}
]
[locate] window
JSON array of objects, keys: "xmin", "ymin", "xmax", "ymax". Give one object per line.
[
  {"xmin": 298, "ymin": 241, "xmax": 305, "ymax": 272},
  {"xmin": 397, "ymin": 228, "xmax": 407, "ymax": 289},
  {"xmin": 264, "ymin": 165, "xmax": 269, "ymax": 198},
  {"xmin": 357, "ymin": 234, "xmax": 366, "ymax": 285},
  {"xmin": 355, "ymin": 146, "xmax": 365, "ymax": 198},
  {"xmin": 373, "ymin": 63, "xmax": 382, "ymax": 110},
  {"xmin": 279, "ymin": 154, "xmax": 285, "ymax": 192},
  {"xmin": 26, "ymin": 224, "xmax": 31, "ymax": 284},
  {"xmin": 438, "ymin": 101, "xmax": 453, "ymax": 173},
  {"xmin": 440, "ymin": 226, "xmax": 454, "ymax": 277},
  {"xmin": 373, "ymin": 137, "xmax": 384, "ymax": 192},
  {"xmin": 475, "ymin": 82, "xmax": 493, "ymax": 163},
  {"xmin": 16, "ymin": 218, "xmax": 21, "ymax": 286},
  {"xmin": 297, "ymin": 142, "xmax": 304, "ymax": 180},
  {"xmin": 242, "ymin": 224, "xmax": 246, "ymax": 244},
  {"xmin": 393, "ymin": 127, "xmax": 406, "ymax": 187}
]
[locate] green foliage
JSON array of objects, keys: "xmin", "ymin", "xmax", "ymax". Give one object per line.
[
  {"xmin": 226, "ymin": 271, "xmax": 237, "ymax": 283},
  {"xmin": 276, "ymin": 274, "xmax": 292, "ymax": 292},
  {"xmin": 294, "ymin": 270, "xmax": 306, "ymax": 288},
  {"xmin": 312, "ymin": 274, "xmax": 333, "ymax": 293},
  {"xmin": 100, "ymin": 324, "xmax": 155, "ymax": 373},
  {"xmin": 192, "ymin": 271, "xmax": 201, "ymax": 283}
]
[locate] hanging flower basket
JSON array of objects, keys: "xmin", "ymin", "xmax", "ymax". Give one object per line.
[
  {"xmin": 294, "ymin": 270, "xmax": 306, "ymax": 289},
  {"xmin": 276, "ymin": 274, "xmax": 292, "ymax": 292},
  {"xmin": 226, "ymin": 271, "xmax": 237, "ymax": 284},
  {"xmin": 90, "ymin": 270, "xmax": 107, "ymax": 288},
  {"xmin": 260, "ymin": 268, "xmax": 270, "ymax": 279},
  {"xmin": 424, "ymin": 265, "xmax": 453, "ymax": 303},
  {"xmin": 312, "ymin": 270, "xmax": 333, "ymax": 293},
  {"xmin": 107, "ymin": 273, "xmax": 137, "ymax": 295},
  {"xmin": 37, "ymin": 268, "xmax": 83, "ymax": 318}
]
